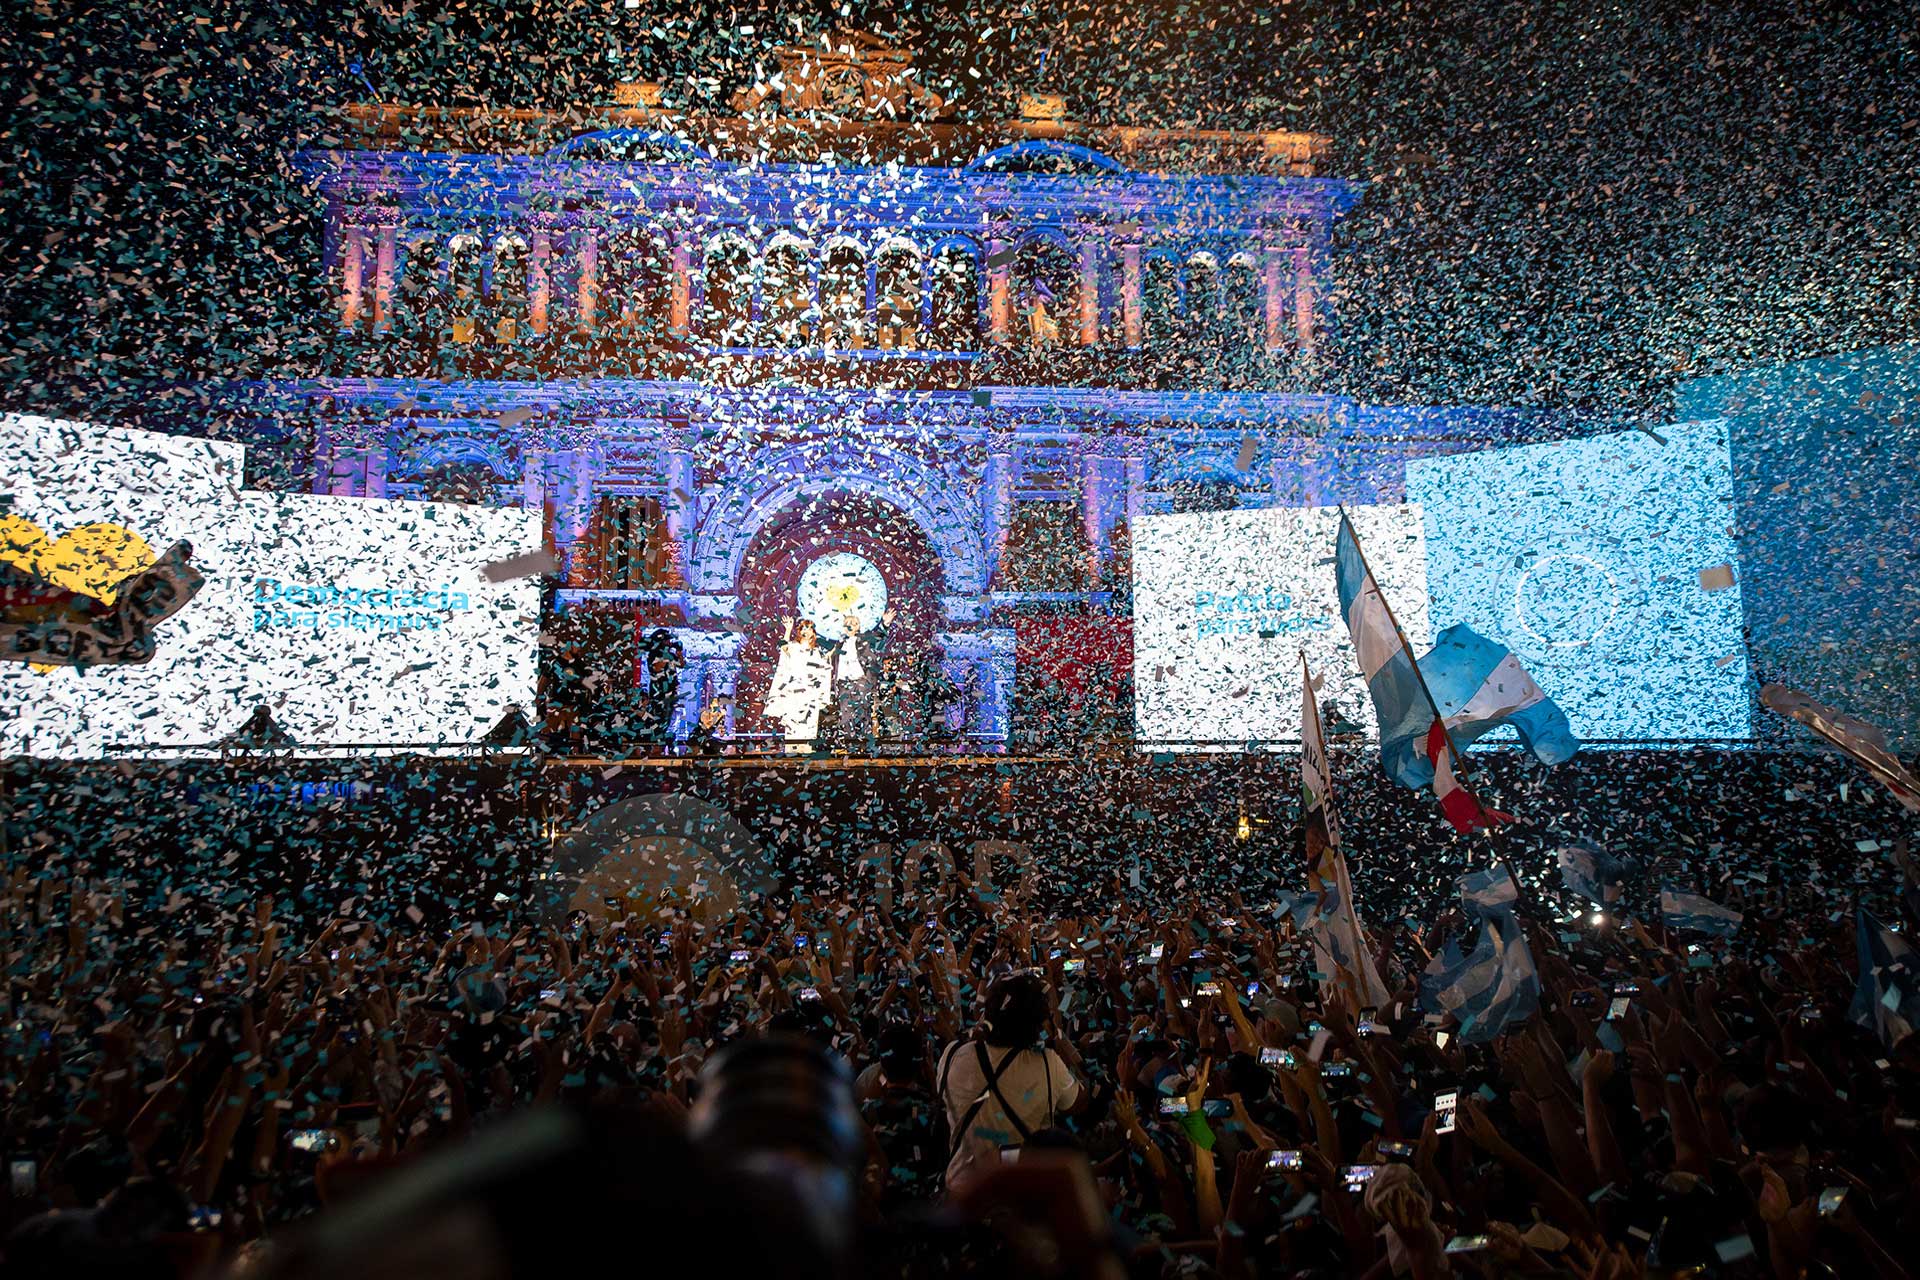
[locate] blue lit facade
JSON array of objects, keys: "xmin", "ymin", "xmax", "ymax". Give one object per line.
[{"xmin": 225, "ymin": 50, "xmax": 1559, "ymax": 744}]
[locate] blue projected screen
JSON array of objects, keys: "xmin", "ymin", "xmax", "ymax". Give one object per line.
[{"xmin": 1405, "ymin": 422, "xmax": 1750, "ymax": 741}]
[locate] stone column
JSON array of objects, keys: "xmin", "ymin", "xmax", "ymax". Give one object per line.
[
  {"xmin": 1299, "ymin": 441, "xmax": 1334, "ymax": 506},
  {"xmin": 529, "ymin": 229, "xmax": 552, "ymax": 334},
  {"xmin": 317, "ymin": 447, "xmax": 347, "ymax": 496},
  {"xmin": 935, "ymin": 629, "xmax": 1016, "ymax": 744},
  {"xmin": 341, "ymin": 227, "xmax": 367, "ymax": 329},
  {"xmin": 670, "ymin": 238, "xmax": 692, "ymax": 337},
  {"xmin": 986, "ymin": 232, "xmax": 1011, "ymax": 343},
  {"xmin": 577, "ymin": 228, "xmax": 599, "ymax": 330},
  {"xmin": 682, "ymin": 630, "xmax": 745, "ymax": 739},
  {"xmin": 372, "ymin": 225, "xmax": 397, "ymax": 331},
  {"xmin": 551, "ymin": 450, "xmax": 597, "ymax": 578},
  {"xmin": 1082, "ymin": 451, "xmax": 1117, "ymax": 578},
  {"xmin": 364, "ymin": 443, "xmax": 388, "ymax": 499},
  {"xmin": 1124, "ymin": 446, "xmax": 1147, "ymax": 528},
  {"xmin": 310, "ymin": 423, "xmax": 334, "ymax": 495},
  {"xmin": 1263, "ymin": 243, "xmax": 1287, "ymax": 352},
  {"xmin": 980, "ymin": 436, "xmax": 1016, "ymax": 590},
  {"xmin": 1120, "ymin": 243, "xmax": 1143, "ymax": 348},
  {"xmin": 663, "ymin": 437, "xmax": 697, "ymax": 587},
  {"xmin": 1293, "ymin": 243, "xmax": 1316, "ymax": 356},
  {"xmin": 1077, "ymin": 236, "xmax": 1100, "ymax": 346}
]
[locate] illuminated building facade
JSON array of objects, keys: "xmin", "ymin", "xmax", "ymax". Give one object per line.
[{"xmin": 234, "ymin": 38, "xmax": 1543, "ymax": 744}]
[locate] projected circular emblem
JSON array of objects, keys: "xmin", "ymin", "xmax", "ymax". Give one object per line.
[
  {"xmin": 1509, "ymin": 543, "xmax": 1653, "ymax": 653},
  {"xmin": 796, "ymin": 553, "xmax": 887, "ymax": 642}
]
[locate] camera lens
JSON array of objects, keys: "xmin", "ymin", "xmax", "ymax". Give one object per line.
[
  {"xmin": 689, "ymin": 1035, "xmax": 863, "ymax": 1279},
  {"xmin": 690, "ymin": 1034, "xmax": 862, "ymax": 1172}
]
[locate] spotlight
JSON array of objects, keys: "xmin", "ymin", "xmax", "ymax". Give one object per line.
[
  {"xmin": 1590, "ymin": 911, "xmax": 1606, "ymax": 927},
  {"xmin": 1236, "ymin": 814, "xmax": 1252, "ymax": 841}
]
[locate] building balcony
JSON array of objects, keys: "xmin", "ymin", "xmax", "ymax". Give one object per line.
[{"xmin": 318, "ymin": 314, "xmax": 1320, "ymax": 394}]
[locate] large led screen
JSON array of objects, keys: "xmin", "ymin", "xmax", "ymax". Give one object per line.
[
  {"xmin": 1133, "ymin": 504, "xmax": 1431, "ymax": 747},
  {"xmin": 1405, "ymin": 421, "xmax": 1749, "ymax": 741},
  {"xmin": 1, "ymin": 415, "xmax": 543, "ymax": 757}
]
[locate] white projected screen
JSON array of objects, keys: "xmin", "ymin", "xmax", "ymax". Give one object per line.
[
  {"xmin": 1, "ymin": 416, "xmax": 543, "ymax": 757},
  {"xmin": 1133, "ymin": 504, "xmax": 1430, "ymax": 747},
  {"xmin": 1406, "ymin": 421, "xmax": 1749, "ymax": 740}
]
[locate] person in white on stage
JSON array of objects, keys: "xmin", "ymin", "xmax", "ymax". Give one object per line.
[{"xmin": 765, "ymin": 617, "xmax": 834, "ymax": 752}]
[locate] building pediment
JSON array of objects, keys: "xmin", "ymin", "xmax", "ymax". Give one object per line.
[{"xmin": 732, "ymin": 32, "xmax": 947, "ymax": 122}]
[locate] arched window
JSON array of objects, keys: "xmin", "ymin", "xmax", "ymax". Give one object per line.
[
  {"xmin": 490, "ymin": 234, "xmax": 531, "ymax": 344},
  {"xmin": 819, "ymin": 239, "xmax": 866, "ymax": 348},
  {"xmin": 1142, "ymin": 256, "xmax": 1179, "ymax": 347},
  {"xmin": 492, "ymin": 235, "xmax": 530, "ymax": 303},
  {"xmin": 702, "ymin": 234, "xmax": 754, "ymax": 344},
  {"xmin": 1014, "ymin": 238, "xmax": 1078, "ymax": 349},
  {"xmin": 1184, "ymin": 252, "xmax": 1220, "ymax": 331},
  {"xmin": 574, "ymin": 494, "xmax": 676, "ymax": 589},
  {"xmin": 602, "ymin": 227, "xmax": 673, "ymax": 341},
  {"xmin": 419, "ymin": 460, "xmax": 501, "ymax": 505},
  {"xmin": 997, "ymin": 500, "xmax": 1092, "ymax": 590},
  {"xmin": 929, "ymin": 244, "xmax": 980, "ymax": 350},
  {"xmin": 874, "ymin": 239, "xmax": 922, "ymax": 350},
  {"xmin": 761, "ymin": 235, "xmax": 813, "ymax": 347},
  {"xmin": 395, "ymin": 236, "xmax": 442, "ymax": 335},
  {"xmin": 447, "ymin": 234, "xmax": 484, "ymax": 344},
  {"xmin": 1164, "ymin": 477, "xmax": 1243, "ymax": 513}
]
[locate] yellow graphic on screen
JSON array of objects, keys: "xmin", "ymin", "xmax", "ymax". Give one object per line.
[
  {"xmin": 825, "ymin": 581, "xmax": 863, "ymax": 612},
  {"xmin": 0, "ymin": 516, "xmax": 157, "ymax": 606}
]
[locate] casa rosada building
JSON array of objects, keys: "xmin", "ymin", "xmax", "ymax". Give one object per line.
[{"xmin": 218, "ymin": 37, "xmax": 1556, "ymax": 746}]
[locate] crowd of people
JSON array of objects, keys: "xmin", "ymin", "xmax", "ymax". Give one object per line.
[{"xmin": 2, "ymin": 772, "xmax": 1916, "ymax": 1280}]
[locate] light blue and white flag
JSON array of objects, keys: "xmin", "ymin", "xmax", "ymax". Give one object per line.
[
  {"xmin": 1557, "ymin": 840, "xmax": 1632, "ymax": 907},
  {"xmin": 1458, "ymin": 866, "xmax": 1519, "ymax": 919},
  {"xmin": 1335, "ymin": 513, "xmax": 1434, "ymax": 785},
  {"xmin": 1849, "ymin": 908, "xmax": 1920, "ymax": 1049},
  {"xmin": 1385, "ymin": 625, "xmax": 1580, "ymax": 790},
  {"xmin": 1419, "ymin": 868, "xmax": 1540, "ymax": 1042},
  {"xmin": 1272, "ymin": 890, "xmax": 1322, "ymax": 931},
  {"xmin": 1419, "ymin": 912, "xmax": 1540, "ymax": 1044},
  {"xmin": 1660, "ymin": 886, "xmax": 1744, "ymax": 938}
]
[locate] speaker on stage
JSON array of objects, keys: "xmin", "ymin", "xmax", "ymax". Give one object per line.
[
  {"xmin": 481, "ymin": 707, "xmax": 538, "ymax": 750},
  {"xmin": 221, "ymin": 706, "xmax": 294, "ymax": 750}
]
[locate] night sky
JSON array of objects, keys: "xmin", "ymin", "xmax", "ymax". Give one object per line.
[{"xmin": 1, "ymin": 0, "xmax": 1914, "ymax": 420}]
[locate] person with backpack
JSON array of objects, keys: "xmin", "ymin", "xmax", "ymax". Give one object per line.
[{"xmin": 934, "ymin": 970, "xmax": 1085, "ymax": 1191}]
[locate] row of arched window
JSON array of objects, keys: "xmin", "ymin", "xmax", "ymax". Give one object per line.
[{"xmin": 353, "ymin": 225, "xmax": 1301, "ymax": 353}]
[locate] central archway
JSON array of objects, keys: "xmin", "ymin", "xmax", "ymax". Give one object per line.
[
  {"xmin": 688, "ymin": 441, "xmax": 988, "ymax": 598},
  {"xmin": 731, "ymin": 492, "xmax": 947, "ymax": 739}
]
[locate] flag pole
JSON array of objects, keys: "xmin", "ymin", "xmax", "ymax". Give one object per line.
[
  {"xmin": 1334, "ymin": 505, "xmax": 1473, "ymax": 778},
  {"xmin": 1301, "ymin": 648, "xmax": 1338, "ymax": 837}
]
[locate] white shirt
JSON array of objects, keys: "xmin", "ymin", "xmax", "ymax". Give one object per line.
[
  {"xmin": 837, "ymin": 634, "xmax": 864, "ymax": 682},
  {"xmin": 936, "ymin": 1041, "xmax": 1081, "ymax": 1189}
]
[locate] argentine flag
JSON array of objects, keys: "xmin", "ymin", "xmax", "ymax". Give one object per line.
[
  {"xmin": 1556, "ymin": 839, "xmax": 1633, "ymax": 907},
  {"xmin": 1419, "ymin": 868, "xmax": 1540, "ymax": 1043},
  {"xmin": 1660, "ymin": 886, "xmax": 1744, "ymax": 938},
  {"xmin": 1337, "ymin": 517, "xmax": 1510, "ymax": 831},
  {"xmin": 1273, "ymin": 890, "xmax": 1321, "ymax": 931},
  {"xmin": 1385, "ymin": 625, "xmax": 1580, "ymax": 790},
  {"xmin": 1334, "ymin": 513, "xmax": 1433, "ymax": 768},
  {"xmin": 1850, "ymin": 909, "xmax": 1920, "ymax": 1050}
]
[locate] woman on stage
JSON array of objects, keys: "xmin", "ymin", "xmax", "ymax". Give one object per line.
[{"xmin": 765, "ymin": 617, "xmax": 834, "ymax": 753}]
